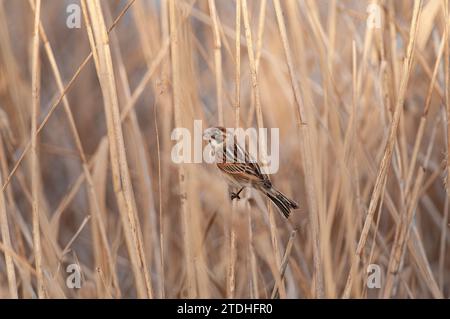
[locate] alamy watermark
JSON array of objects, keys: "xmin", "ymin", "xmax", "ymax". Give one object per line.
[
  {"xmin": 171, "ymin": 120, "xmax": 280, "ymax": 174},
  {"xmin": 367, "ymin": 3, "xmax": 382, "ymax": 29},
  {"xmin": 367, "ymin": 264, "xmax": 381, "ymax": 289},
  {"xmin": 66, "ymin": 3, "xmax": 81, "ymax": 29},
  {"xmin": 66, "ymin": 263, "xmax": 82, "ymax": 289}
]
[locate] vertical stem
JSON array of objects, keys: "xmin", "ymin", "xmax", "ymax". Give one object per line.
[
  {"xmin": 208, "ymin": 0, "xmax": 223, "ymax": 126},
  {"xmin": 83, "ymin": 0, "xmax": 153, "ymax": 298},
  {"xmin": 235, "ymin": 0, "xmax": 241, "ymax": 128},
  {"xmin": 242, "ymin": 0, "xmax": 285, "ymax": 297},
  {"xmin": 169, "ymin": 0, "xmax": 196, "ymax": 298},
  {"xmin": 343, "ymin": 0, "xmax": 422, "ymax": 298},
  {"xmin": 0, "ymin": 134, "xmax": 18, "ymax": 298},
  {"xmin": 442, "ymin": 0, "xmax": 450, "ymax": 292},
  {"xmin": 273, "ymin": 0, "xmax": 324, "ymax": 298},
  {"xmin": 31, "ymin": 0, "xmax": 45, "ymax": 299},
  {"xmin": 255, "ymin": 0, "xmax": 266, "ymax": 71},
  {"xmin": 445, "ymin": 0, "xmax": 450, "ymax": 191},
  {"xmin": 227, "ymin": 0, "xmax": 241, "ymax": 299}
]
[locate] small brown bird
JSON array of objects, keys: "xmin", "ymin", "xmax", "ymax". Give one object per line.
[{"xmin": 203, "ymin": 126, "xmax": 298, "ymax": 218}]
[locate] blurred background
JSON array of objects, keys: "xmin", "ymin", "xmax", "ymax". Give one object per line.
[{"xmin": 0, "ymin": 0, "xmax": 448, "ymax": 298}]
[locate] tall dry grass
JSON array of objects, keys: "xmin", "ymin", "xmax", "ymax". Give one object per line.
[{"xmin": 0, "ymin": 0, "xmax": 448, "ymax": 299}]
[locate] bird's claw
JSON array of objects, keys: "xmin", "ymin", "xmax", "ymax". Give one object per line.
[
  {"xmin": 230, "ymin": 187, "xmax": 244, "ymax": 200},
  {"xmin": 230, "ymin": 192, "xmax": 241, "ymax": 200}
]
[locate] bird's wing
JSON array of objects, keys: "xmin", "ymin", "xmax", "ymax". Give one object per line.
[
  {"xmin": 217, "ymin": 137, "xmax": 271, "ymax": 186},
  {"xmin": 217, "ymin": 161, "xmax": 264, "ymax": 183}
]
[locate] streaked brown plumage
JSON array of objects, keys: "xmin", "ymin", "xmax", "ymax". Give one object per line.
[{"xmin": 203, "ymin": 126, "xmax": 298, "ymax": 218}]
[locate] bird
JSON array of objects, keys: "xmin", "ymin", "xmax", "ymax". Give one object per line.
[{"xmin": 203, "ymin": 126, "xmax": 298, "ymax": 219}]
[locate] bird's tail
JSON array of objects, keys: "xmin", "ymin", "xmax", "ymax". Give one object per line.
[{"xmin": 263, "ymin": 187, "xmax": 299, "ymax": 219}]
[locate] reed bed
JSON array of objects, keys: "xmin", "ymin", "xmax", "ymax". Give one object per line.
[{"xmin": 0, "ymin": 0, "xmax": 448, "ymax": 298}]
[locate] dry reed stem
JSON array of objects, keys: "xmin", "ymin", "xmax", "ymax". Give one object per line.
[
  {"xmin": 50, "ymin": 38, "xmax": 170, "ymax": 247},
  {"xmin": 0, "ymin": 241, "xmax": 37, "ymax": 276},
  {"xmin": 255, "ymin": 0, "xmax": 267, "ymax": 72},
  {"xmin": 169, "ymin": 0, "xmax": 196, "ymax": 298},
  {"xmin": 0, "ymin": 0, "xmax": 447, "ymax": 300},
  {"xmin": 241, "ymin": 0, "xmax": 286, "ymax": 298},
  {"xmin": 235, "ymin": 0, "xmax": 241, "ymax": 128},
  {"xmin": 30, "ymin": 0, "xmax": 45, "ymax": 299},
  {"xmin": 1, "ymin": 1, "xmax": 135, "ymax": 194},
  {"xmin": 83, "ymin": 0, "xmax": 152, "ymax": 298},
  {"xmin": 445, "ymin": 0, "xmax": 450, "ymax": 193},
  {"xmin": 246, "ymin": 202, "xmax": 258, "ymax": 298},
  {"xmin": 343, "ymin": 0, "xmax": 423, "ymax": 298},
  {"xmin": 91, "ymin": 140, "xmax": 119, "ymax": 297},
  {"xmin": 28, "ymin": 0, "xmax": 120, "ymax": 295},
  {"xmin": 356, "ymin": 120, "xmax": 442, "ymax": 297},
  {"xmin": 227, "ymin": 201, "xmax": 237, "ymax": 298},
  {"xmin": 383, "ymin": 118, "xmax": 438, "ymax": 298},
  {"xmin": 227, "ymin": 0, "xmax": 241, "ymax": 299},
  {"xmin": 106, "ymin": 3, "xmax": 161, "ymax": 296},
  {"xmin": 208, "ymin": 0, "xmax": 223, "ymax": 126},
  {"xmin": 0, "ymin": 1, "xmax": 29, "ymax": 142},
  {"xmin": 154, "ymin": 96, "xmax": 165, "ymax": 298},
  {"xmin": 267, "ymin": 204, "xmax": 286, "ymax": 298},
  {"xmin": 405, "ymin": 34, "xmax": 445, "ymax": 197},
  {"xmin": 0, "ymin": 126, "xmax": 17, "ymax": 298},
  {"xmin": 441, "ymin": 0, "xmax": 450, "ymax": 291},
  {"xmin": 273, "ymin": 0, "xmax": 324, "ymax": 298},
  {"xmin": 241, "ymin": 0, "xmax": 263, "ymax": 129},
  {"xmin": 271, "ymin": 229, "xmax": 297, "ymax": 299}
]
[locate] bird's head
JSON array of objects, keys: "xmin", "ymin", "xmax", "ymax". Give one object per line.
[{"xmin": 203, "ymin": 126, "xmax": 227, "ymax": 147}]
